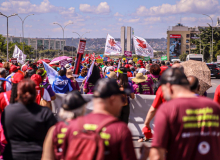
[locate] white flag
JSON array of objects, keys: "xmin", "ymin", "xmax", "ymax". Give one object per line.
[
  {"xmin": 13, "ymin": 45, "xmax": 27, "ymax": 64},
  {"xmin": 104, "ymin": 34, "xmax": 122, "ymax": 55},
  {"xmin": 133, "ymin": 35, "xmax": 154, "ymax": 58}
]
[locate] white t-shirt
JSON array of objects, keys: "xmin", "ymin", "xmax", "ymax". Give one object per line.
[{"xmin": 102, "ymin": 66, "xmax": 108, "ymax": 73}]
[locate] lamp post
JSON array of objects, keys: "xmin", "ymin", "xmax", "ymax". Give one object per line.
[
  {"xmin": 53, "ymin": 22, "xmax": 73, "ymax": 56},
  {"xmin": 203, "ymin": 14, "xmax": 213, "ymax": 62},
  {"xmin": 72, "ymin": 31, "xmax": 90, "ymax": 39},
  {"xmin": 17, "ymin": 14, "xmax": 34, "ymax": 54},
  {"xmin": 0, "ymin": 12, "xmax": 18, "ymax": 61}
]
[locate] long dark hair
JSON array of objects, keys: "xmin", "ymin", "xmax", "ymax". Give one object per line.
[
  {"xmin": 138, "ymin": 83, "xmax": 143, "ymax": 94},
  {"xmin": 117, "ymin": 67, "xmax": 128, "ymax": 89},
  {"xmin": 88, "ymin": 66, "xmax": 101, "ymax": 85},
  {"xmin": 10, "ymin": 83, "xmax": 18, "ymax": 103}
]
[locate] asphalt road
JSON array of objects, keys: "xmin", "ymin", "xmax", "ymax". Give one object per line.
[{"xmin": 133, "ymin": 78, "xmax": 220, "ymax": 158}]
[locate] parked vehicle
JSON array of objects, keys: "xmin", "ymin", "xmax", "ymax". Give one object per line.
[
  {"xmin": 206, "ymin": 63, "xmax": 220, "ymax": 79},
  {"xmin": 186, "ymin": 54, "xmax": 203, "ymax": 62}
]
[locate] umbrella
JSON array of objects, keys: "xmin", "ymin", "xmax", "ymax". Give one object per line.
[
  {"xmin": 37, "ymin": 59, "xmax": 51, "ymax": 64},
  {"xmin": 50, "ymin": 56, "xmax": 72, "ymax": 65},
  {"xmin": 181, "ymin": 60, "xmax": 212, "ymax": 95}
]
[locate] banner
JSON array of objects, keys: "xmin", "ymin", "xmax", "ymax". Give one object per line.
[
  {"xmin": 13, "ymin": 45, "xmax": 27, "ymax": 64},
  {"xmin": 74, "ymin": 39, "xmax": 86, "ymax": 74},
  {"xmin": 103, "ymin": 57, "xmax": 108, "ymax": 61},
  {"xmin": 59, "ymin": 59, "xmax": 69, "ymax": 67},
  {"xmin": 104, "ymin": 34, "xmax": 122, "ymax": 55},
  {"xmin": 124, "ymin": 51, "xmax": 132, "ymax": 57},
  {"xmin": 161, "ymin": 56, "xmax": 168, "ymax": 61},
  {"xmin": 133, "ymin": 35, "xmax": 154, "ymax": 58},
  {"xmin": 11, "ymin": 58, "xmax": 17, "ymax": 64},
  {"xmin": 96, "ymin": 59, "xmax": 103, "ymax": 63},
  {"xmin": 144, "ymin": 56, "xmax": 151, "ymax": 61},
  {"xmin": 43, "ymin": 61, "xmax": 58, "ymax": 85}
]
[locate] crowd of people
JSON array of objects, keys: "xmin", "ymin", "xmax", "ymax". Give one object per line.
[{"xmin": 0, "ymin": 57, "xmax": 219, "ymax": 160}]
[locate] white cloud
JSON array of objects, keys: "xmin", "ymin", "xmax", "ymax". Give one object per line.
[
  {"xmin": 0, "ymin": 0, "xmax": 58, "ymax": 14},
  {"xmin": 25, "ymin": 24, "xmax": 32, "ymax": 28},
  {"xmin": 136, "ymin": 0, "xmax": 220, "ymax": 16},
  {"xmin": 118, "ymin": 18, "xmax": 140, "ymax": 23},
  {"xmin": 114, "ymin": 12, "xmax": 123, "ymax": 17},
  {"xmin": 79, "ymin": 2, "xmax": 110, "ymax": 14},
  {"xmin": 60, "ymin": 7, "xmax": 76, "ymax": 16}
]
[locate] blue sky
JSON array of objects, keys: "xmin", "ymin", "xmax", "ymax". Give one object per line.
[{"xmin": 0, "ymin": 0, "xmax": 220, "ymax": 39}]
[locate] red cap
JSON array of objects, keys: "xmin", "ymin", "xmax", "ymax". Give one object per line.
[
  {"xmin": 10, "ymin": 65, "xmax": 18, "ymax": 73},
  {"xmin": 125, "ymin": 64, "xmax": 130, "ymax": 68},
  {"xmin": 22, "ymin": 65, "xmax": 28, "ymax": 72},
  {"xmin": 31, "ymin": 74, "xmax": 42, "ymax": 86},
  {"xmin": 142, "ymin": 127, "xmax": 152, "ymax": 139},
  {"xmin": 11, "ymin": 72, "xmax": 24, "ymax": 84}
]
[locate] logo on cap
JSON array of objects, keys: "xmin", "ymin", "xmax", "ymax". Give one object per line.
[{"xmin": 198, "ymin": 141, "xmax": 210, "ymax": 155}]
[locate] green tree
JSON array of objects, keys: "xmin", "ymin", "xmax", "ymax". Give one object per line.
[
  {"xmin": 179, "ymin": 52, "xmax": 187, "ymax": 61},
  {"xmin": 191, "ymin": 26, "xmax": 220, "ymax": 61}
]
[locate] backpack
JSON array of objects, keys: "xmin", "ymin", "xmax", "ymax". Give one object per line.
[
  {"xmin": 65, "ymin": 117, "xmax": 118, "ymax": 160},
  {"xmin": 150, "ymin": 75, "xmax": 160, "ymax": 95},
  {"xmin": 36, "ymin": 87, "xmax": 44, "ymax": 105}
]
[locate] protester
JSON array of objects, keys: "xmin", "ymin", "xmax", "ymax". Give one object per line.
[
  {"xmin": 105, "ymin": 66, "xmax": 115, "ymax": 78},
  {"xmin": 0, "ymin": 60, "xmax": 3, "ymax": 68},
  {"xmin": 106, "ymin": 61, "xmax": 114, "ymax": 73},
  {"xmin": 36, "ymin": 69, "xmax": 56, "ymax": 100},
  {"xmin": 65, "ymin": 64, "xmax": 70, "ymax": 70},
  {"xmin": 150, "ymin": 68, "xmax": 220, "ymax": 160},
  {"xmin": 6, "ymin": 65, "xmax": 18, "ymax": 82},
  {"xmin": 1, "ymin": 79, "xmax": 57, "ymax": 160},
  {"xmin": 159, "ymin": 60, "xmax": 168, "ymax": 75},
  {"xmin": 41, "ymin": 91, "xmax": 87, "ymax": 160},
  {"xmin": 83, "ymin": 65, "xmax": 101, "ymax": 94},
  {"xmin": 130, "ymin": 66, "xmax": 135, "ymax": 77},
  {"xmin": 149, "ymin": 64, "xmax": 161, "ymax": 94},
  {"xmin": 136, "ymin": 64, "xmax": 141, "ymax": 73},
  {"xmin": 117, "ymin": 67, "xmax": 134, "ymax": 124},
  {"xmin": 78, "ymin": 67, "xmax": 87, "ymax": 79},
  {"xmin": 62, "ymin": 79, "xmax": 137, "ymax": 160},
  {"xmin": 128, "ymin": 60, "xmax": 133, "ymax": 68},
  {"xmin": 102, "ymin": 61, "xmax": 108, "ymax": 74},
  {"xmin": 0, "ymin": 68, "xmax": 11, "ymax": 93},
  {"xmin": 25, "ymin": 69, "xmax": 36, "ymax": 78},
  {"xmin": 66, "ymin": 69, "xmax": 80, "ymax": 92},
  {"xmin": 138, "ymin": 68, "xmax": 147, "ymax": 75},
  {"xmin": 3, "ymin": 62, "xmax": 10, "ymax": 77},
  {"xmin": 145, "ymin": 64, "xmax": 150, "ymax": 75},
  {"xmin": 52, "ymin": 67, "xmax": 73, "ymax": 94},
  {"xmin": 0, "ymin": 72, "xmax": 24, "ymax": 110},
  {"xmin": 125, "ymin": 65, "xmax": 133, "ymax": 77},
  {"xmin": 132, "ymin": 73, "xmax": 153, "ymax": 95}
]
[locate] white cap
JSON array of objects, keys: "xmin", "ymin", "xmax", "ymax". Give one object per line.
[
  {"xmin": 138, "ymin": 68, "xmax": 147, "ymax": 75},
  {"xmin": 65, "ymin": 64, "xmax": 70, "ymax": 69}
]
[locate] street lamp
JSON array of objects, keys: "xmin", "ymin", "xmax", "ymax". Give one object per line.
[
  {"xmin": 72, "ymin": 31, "xmax": 90, "ymax": 39},
  {"xmin": 0, "ymin": 12, "xmax": 18, "ymax": 61},
  {"xmin": 203, "ymin": 14, "xmax": 213, "ymax": 62},
  {"xmin": 17, "ymin": 14, "xmax": 34, "ymax": 54},
  {"xmin": 53, "ymin": 22, "xmax": 73, "ymax": 56}
]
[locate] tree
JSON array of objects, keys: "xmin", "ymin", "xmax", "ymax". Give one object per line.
[
  {"xmin": 179, "ymin": 52, "xmax": 187, "ymax": 61},
  {"xmin": 191, "ymin": 26, "xmax": 220, "ymax": 61}
]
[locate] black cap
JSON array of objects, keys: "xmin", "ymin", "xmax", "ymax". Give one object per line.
[
  {"xmin": 93, "ymin": 79, "xmax": 130, "ymax": 98},
  {"xmin": 160, "ymin": 68, "xmax": 189, "ymax": 85},
  {"xmin": 62, "ymin": 91, "xmax": 87, "ymax": 111}
]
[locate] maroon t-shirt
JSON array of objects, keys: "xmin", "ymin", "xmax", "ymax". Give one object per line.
[
  {"xmin": 152, "ymin": 97, "xmax": 220, "ymax": 160},
  {"xmin": 62, "ymin": 113, "xmax": 137, "ymax": 160}
]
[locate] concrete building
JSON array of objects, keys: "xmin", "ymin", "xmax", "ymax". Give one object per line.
[
  {"xmin": 3, "ymin": 36, "xmax": 66, "ymax": 51},
  {"xmin": 167, "ymin": 23, "xmax": 200, "ymax": 60},
  {"xmin": 121, "ymin": 26, "xmax": 126, "ymax": 54}
]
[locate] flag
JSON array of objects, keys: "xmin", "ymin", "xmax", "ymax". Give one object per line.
[
  {"xmin": 90, "ymin": 53, "xmax": 95, "ymax": 61},
  {"xmin": 86, "ymin": 61, "xmax": 95, "ymax": 83},
  {"xmin": 13, "ymin": 45, "xmax": 27, "ymax": 64},
  {"xmin": 133, "ymin": 35, "xmax": 154, "ymax": 58},
  {"xmin": 117, "ymin": 60, "xmax": 120, "ymax": 77},
  {"xmin": 104, "ymin": 34, "xmax": 122, "ymax": 55},
  {"xmin": 42, "ymin": 61, "xmax": 58, "ymax": 85}
]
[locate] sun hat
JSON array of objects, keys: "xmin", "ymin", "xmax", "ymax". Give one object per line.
[
  {"xmin": 107, "ymin": 71, "xmax": 117, "ymax": 79},
  {"xmin": 132, "ymin": 73, "xmax": 148, "ymax": 83},
  {"xmin": 66, "ymin": 69, "xmax": 73, "ymax": 79}
]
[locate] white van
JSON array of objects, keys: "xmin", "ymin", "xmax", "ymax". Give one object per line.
[{"xmin": 186, "ymin": 54, "xmax": 203, "ymax": 62}]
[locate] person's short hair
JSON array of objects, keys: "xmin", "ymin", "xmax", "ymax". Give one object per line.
[
  {"xmin": 3, "ymin": 62, "xmax": 10, "ymax": 70},
  {"xmin": 105, "ymin": 62, "xmax": 108, "ymax": 65},
  {"xmin": 161, "ymin": 61, "xmax": 165, "ymax": 65},
  {"xmin": 150, "ymin": 64, "xmax": 161, "ymax": 75},
  {"xmin": 110, "ymin": 62, "xmax": 113, "ymax": 66},
  {"xmin": 137, "ymin": 64, "xmax": 141, "ymax": 68},
  {"xmin": 0, "ymin": 68, "xmax": 6, "ymax": 75},
  {"xmin": 174, "ymin": 61, "xmax": 180, "ymax": 64},
  {"xmin": 59, "ymin": 67, "xmax": 67, "ymax": 76},
  {"xmin": 0, "ymin": 60, "xmax": 2, "ymax": 63},
  {"xmin": 188, "ymin": 76, "xmax": 199, "ymax": 91},
  {"xmin": 26, "ymin": 69, "xmax": 36, "ymax": 78}
]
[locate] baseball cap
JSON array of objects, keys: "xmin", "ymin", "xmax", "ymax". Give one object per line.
[
  {"xmin": 93, "ymin": 79, "xmax": 130, "ymax": 98},
  {"xmin": 65, "ymin": 64, "xmax": 70, "ymax": 69},
  {"xmin": 125, "ymin": 64, "xmax": 130, "ymax": 69},
  {"xmin": 128, "ymin": 60, "xmax": 133, "ymax": 64},
  {"xmin": 10, "ymin": 65, "xmax": 18, "ymax": 73},
  {"xmin": 31, "ymin": 74, "xmax": 42, "ymax": 86},
  {"xmin": 160, "ymin": 68, "xmax": 189, "ymax": 85},
  {"xmin": 11, "ymin": 72, "xmax": 24, "ymax": 84},
  {"xmin": 62, "ymin": 91, "xmax": 87, "ymax": 111},
  {"xmin": 138, "ymin": 68, "xmax": 147, "ymax": 75}
]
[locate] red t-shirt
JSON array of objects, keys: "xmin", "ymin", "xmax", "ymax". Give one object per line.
[
  {"xmin": 152, "ymin": 86, "xmax": 166, "ymax": 109},
  {"xmin": 214, "ymin": 85, "xmax": 220, "ymax": 105},
  {"xmin": 0, "ymin": 90, "xmax": 11, "ymax": 112},
  {"xmin": 63, "ymin": 113, "xmax": 137, "ymax": 160},
  {"xmin": 152, "ymin": 97, "xmax": 220, "ymax": 160},
  {"xmin": 160, "ymin": 66, "xmax": 168, "ymax": 75},
  {"xmin": 0, "ymin": 63, "xmax": 3, "ymax": 68}
]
